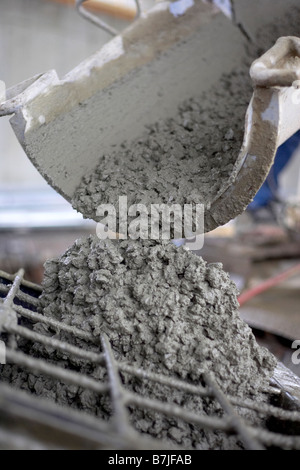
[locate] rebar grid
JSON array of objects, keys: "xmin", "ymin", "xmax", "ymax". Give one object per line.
[{"xmin": 1, "ymin": 269, "xmax": 300, "ymax": 450}]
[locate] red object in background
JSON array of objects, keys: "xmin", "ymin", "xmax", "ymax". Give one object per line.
[
  {"xmin": 238, "ymin": 263, "xmax": 300, "ymax": 307},
  {"xmin": 47, "ymin": 0, "xmax": 137, "ymax": 20}
]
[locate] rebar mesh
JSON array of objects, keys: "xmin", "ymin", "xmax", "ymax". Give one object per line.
[{"xmin": 1, "ymin": 268, "xmax": 300, "ymax": 450}]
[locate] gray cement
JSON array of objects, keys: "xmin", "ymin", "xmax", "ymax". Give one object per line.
[
  {"xmin": 0, "ymin": 237, "xmax": 276, "ymax": 449},
  {"xmin": 71, "ymin": 67, "xmax": 251, "ymax": 229},
  {"xmin": 40, "ymin": 237, "xmax": 276, "ymax": 394},
  {"xmin": 70, "ymin": 4, "xmax": 300, "ymax": 234}
]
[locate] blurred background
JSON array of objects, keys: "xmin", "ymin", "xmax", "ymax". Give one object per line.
[{"xmin": 0, "ymin": 0, "xmax": 300, "ymax": 375}]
